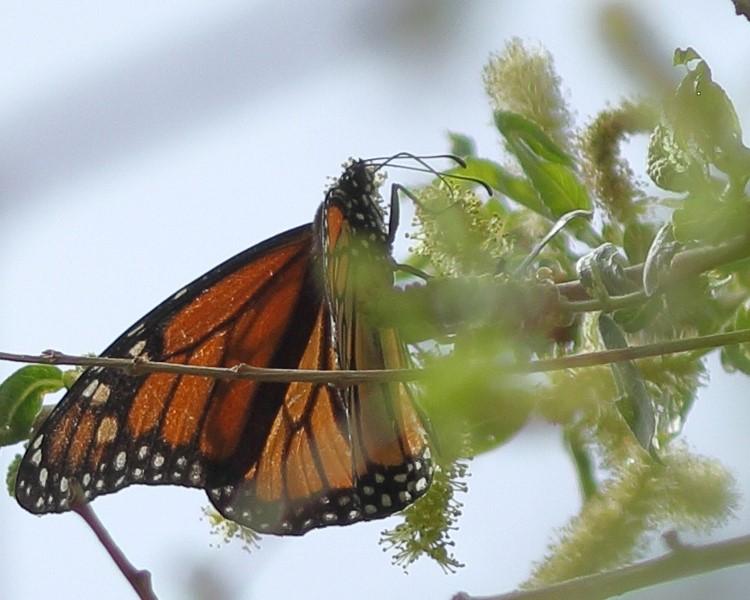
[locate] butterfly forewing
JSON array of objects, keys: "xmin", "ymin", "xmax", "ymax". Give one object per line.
[{"xmin": 16, "ymin": 225, "xmax": 315, "ymax": 513}]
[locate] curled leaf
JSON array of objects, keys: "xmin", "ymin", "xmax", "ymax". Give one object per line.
[
  {"xmin": 0, "ymin": 365, "xmax": 65, "ymax": 447},
  {"xmin": 642, "ymin": 223, "xmax": 679, "ymax": 296},
  {"xmin": 576, "ymin": 243, "xmax": 632, "ymax": 301}
]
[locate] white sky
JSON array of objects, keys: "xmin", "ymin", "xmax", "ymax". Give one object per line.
[{"xmin": 1, "ymin": 2, "xmax": 750, "ymax": 599}]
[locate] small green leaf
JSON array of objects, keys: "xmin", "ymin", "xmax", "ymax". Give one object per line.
[
  {"xmin": 672, "ymin": 194, "xmax": 750, "ymax": 244},
  {"xmin": 457, "ymin": 158, "xmax": 545, "ymax": 214},
  {"xmin": 447, "ymin": 132, "xmax": 476, "ymax": 158},
  {"xmin": 669, "ymin": 51, "xmax": 750, "ymax": 179},
  {"xmin": 507, "ymin": 137, "xmax": 591, "ymax": 217},
  {"xmin": 598, "ymin": 315, "xmax": 656, "ymax": 452},
  {"xmin": 494, "ymin": 111, "xmax": 573, "ymax": 166},
  {"xmin": 0, "ymin": 365, "xmax": 64, "ymax": 446},
  {"xmin": 6, "ymin": 454, "xmax": 22, "ymax": 496},
  {"xmin": 673, "ymin": 47, "xmax": 701, "ymax": 66},
  {"xmin": 564, "ymin": 427, "xmax": 598, "ymax": 500}
]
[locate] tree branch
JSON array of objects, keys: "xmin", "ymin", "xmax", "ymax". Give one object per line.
[
  {"xmin": 72, "ymin": 492, "xmax": 157, "ymax": 600},
  {"xmin": 452, "ymin": 532, "xmax": 750, "ymax": 600},
  {"xmin": 374, "ymin": 235, "xmax": 750, "ymax": 340},
  {"xmin": 2, "ymin": 328, "xmax": 750, "ymax": 385}
]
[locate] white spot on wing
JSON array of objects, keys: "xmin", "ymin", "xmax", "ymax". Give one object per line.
[
  {"xmin": 126, "ymin": 323, "xmax": 145, "ymax": 337},
  {"xmin": 82, "ymin": 379, "xmax": 99, "ymax": 398},
  {"xmin": 92, "ymin": 384, "xmax": 111, "ymax": 405},
  {"xmin": 115, "ymin": 451, "xmax": 127, "ymax": 471},
  {"xmin": 30, "ymin": 449, "xmax": 42, "ymax": 466},
  {"xmin": 128, "ymin": 340, "xmax": 146, "ymax": 357},
  {"xmin": 96, "ymin": 417, "xmax": 118, "ymax": 444}
]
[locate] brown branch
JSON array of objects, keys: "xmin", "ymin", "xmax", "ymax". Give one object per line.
[
  {"xmin": 72, "ymin": 490, "xmax": 157, "ymax": 600},
  {"xmin": 2, "ymin": 328, "xmax": 750, "ymax": 384},
  {"xmin": 452, "ymin": 532, "xmax": 750, "ymax": 600},
  {"xmin": 375, "ymin": 235, "xmax": 750, "ymax": 341}
]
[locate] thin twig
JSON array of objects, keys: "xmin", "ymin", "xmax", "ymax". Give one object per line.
[
  {"xmin": 73, "ymin": 496, "xmax": 157, "ymax": 600},
  {"xmin": 452, "ymin": 532, "xmax": 750, "ymax": 600},
  {"xmin": 1, "ymin": 328, "xmax": 749, "ymax": 384}
]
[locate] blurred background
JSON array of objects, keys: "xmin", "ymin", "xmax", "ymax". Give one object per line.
[{"xmin": 1, "ymin": 1, "xmax": 749, "ymax": 598}]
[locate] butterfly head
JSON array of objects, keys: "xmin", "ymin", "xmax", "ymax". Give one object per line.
[{"xmin": 323, "ymin": 159, "xmax": 388, "ymax": 243}]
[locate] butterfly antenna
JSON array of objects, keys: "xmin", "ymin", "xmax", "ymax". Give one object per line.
[
  {"xmin": 366, "ymin": 152, "xmax": 466, "ymax": 170},
  {"xmin": 514, "ymin": 210, "xmax": 593, "ymax": 275},
  {"xmin": 366, "ymin": 152, "xmax": 492, "ymax": 196}
]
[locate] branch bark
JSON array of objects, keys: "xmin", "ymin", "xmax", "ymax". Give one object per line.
[
  {"xmin": 453, "ymin": 532, "xmax": 750, "ymax": 600},
  {"xmin": 1, "ymin": 328, "xmax": 750, "ymax": 384}
]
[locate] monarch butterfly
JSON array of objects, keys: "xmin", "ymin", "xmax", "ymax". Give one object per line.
[{"xmin": 15, "ymin": 156, "xmax": 436, "ymax": 535}]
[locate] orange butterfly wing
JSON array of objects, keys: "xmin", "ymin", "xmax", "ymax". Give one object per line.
[
  {"xmin": 16, "ymin": 225, "xmax": 317, "ymax": 514},
  {"xmin": 16, "ymin": 160, "xmax": 433, "ymax": 536}
]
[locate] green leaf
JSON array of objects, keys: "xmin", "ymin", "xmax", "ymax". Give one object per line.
[
  {"xmin": 0, "ymin": 365, "xmax": 64, "ymax": 446},
  {"xmin": 493, "ymin": 110, "xmax": 573, "ymax": 166},
  {"xmin": 673, "ymin": 47, "xmax": 701, "ymax": 66},
  {"xmin": 669, "ymin": 50, "xmax": 750, "ymax": 179},
  {"xmin": 6, "ymin": 454, "xmax": 21, "ymax": 496},
  {"xmin": 457, "ymin": 158, "xmax": 545, "ymax": 214},
  {"xmin": 492, "ymin": 110, "xmax": 591, "ymax": 218},
  {"xmin": 598, "ymin": 315, "xmax": 656, "ymax": 452},
  {"xmin": 672, "ymin": 194, "xmax": 750, "ymax": 244},
  {"xmin": 447, "ymin": 132, "xmax": 476, "ymax": 158},
  {"xmin": 507, "ymin": 137, "xmax": 591, "ymax": 217}
]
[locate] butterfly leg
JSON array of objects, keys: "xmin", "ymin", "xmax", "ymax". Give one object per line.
[{"xmin": 386, "ymin": 183, "xmax": 431, "ymax": 281}]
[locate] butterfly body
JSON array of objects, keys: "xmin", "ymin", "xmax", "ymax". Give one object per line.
[{"xmin": 16, "ymin": 159, "xmax": 432, "ymax": 535}]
